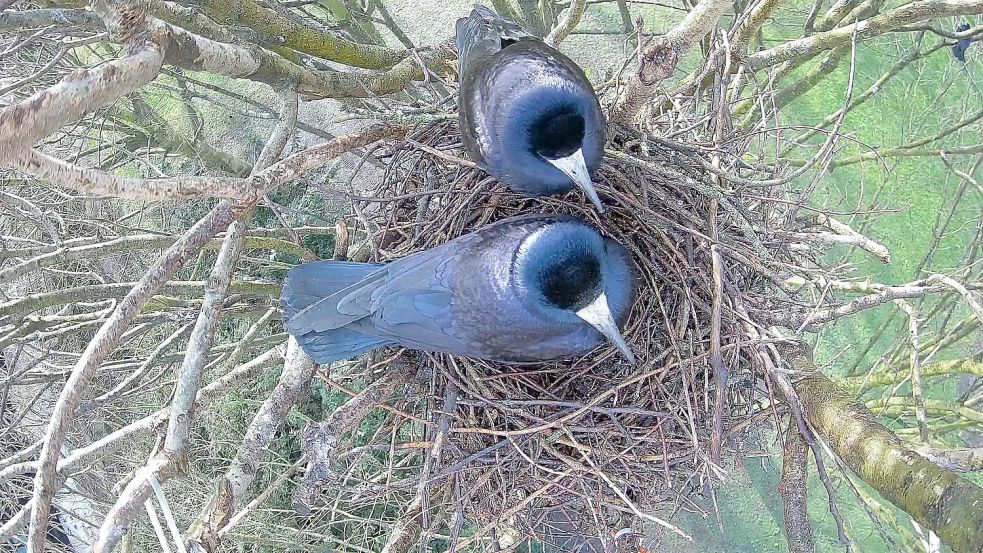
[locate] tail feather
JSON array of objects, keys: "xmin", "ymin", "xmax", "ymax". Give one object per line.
[
  {"xmin": 281, "ymin": 260, "xmax": 391, "ymax": 363},
  {"xmin": 294, "ymin": 325, "xmax": 391, "ymax": 364},
  {"xmin": 455, "ymin": 5, "xmax": 533, "ymax": 76}
]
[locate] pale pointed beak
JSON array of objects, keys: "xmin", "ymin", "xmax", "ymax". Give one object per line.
[
  {"xmin": 576, "ymin": 292, "xmax": 635, "ymax": 364},
  {"xmin": 546, "ymin": 149, "xmax": 605, "ymax": 213}
]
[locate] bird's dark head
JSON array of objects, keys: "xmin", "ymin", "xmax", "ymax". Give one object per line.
[
  {"xmin": 494, "ymin": 75, "xmax": 606, "ymax": 209},
  {"xmin": 513, "ymin": 218, "xmax": 636, "ymax": 362}
]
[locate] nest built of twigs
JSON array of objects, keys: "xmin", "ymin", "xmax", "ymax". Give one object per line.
[{"xmin": 318, "ymin": 116, "xmax": 811, "ymax": 550}]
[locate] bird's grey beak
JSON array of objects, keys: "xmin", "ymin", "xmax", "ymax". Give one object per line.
[
  {"xmin": 576, "ymin": 292, "xmax": 635, "ymax": 364},
  {"xmin": 546, "ymin": 149, "xmax": 604, "ymax": 213}
]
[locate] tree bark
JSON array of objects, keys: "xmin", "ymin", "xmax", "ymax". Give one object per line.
[
  {"xmin": 781, "ymin": 426, "xmax": 816, "ymax": 553},
  {"xmin": 789, "ymin": 350, "xmax": 983, "ymax": 553}
]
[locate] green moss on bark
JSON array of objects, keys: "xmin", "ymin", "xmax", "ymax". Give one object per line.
[
  {"xmin": 200, "ymin": 0, "xmax": 406, "ymax": 69},
  {"xmin": 792, "ymin": 366, "xmax": 983, "ymax": 553}
]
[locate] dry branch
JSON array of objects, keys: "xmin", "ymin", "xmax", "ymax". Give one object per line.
[
  {"xmin": 610, "ymin": 0, "xmax": 731, "ymax": 122},
  {"xmin": 7, "ymin": 125, "xmax": 404, "ymax": 201}
]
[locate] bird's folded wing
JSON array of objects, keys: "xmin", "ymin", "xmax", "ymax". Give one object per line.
[
  {"xmin": 375, "ymin": 290, "xmax": 459, "ymax": 347},
  {"xmin": 358, "ymin": 255, "xmax": 463, "ymax": 347}
]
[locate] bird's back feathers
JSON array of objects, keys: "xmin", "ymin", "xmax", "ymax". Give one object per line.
[{"xmin": 455, "ymin": 5, "xmax": 533, "ymax": 76}]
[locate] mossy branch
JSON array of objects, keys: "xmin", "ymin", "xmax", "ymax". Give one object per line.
[
  {"xmin": 789, "ymin": 351, "xmax": 983, "ymax": 553},
  {"xmin": 196, "ymin": 0, "xmax": 407, "ymax": 69},
  {"xmin": 839, "ymin": 358, "xmax": 983, "ymax": 389}
]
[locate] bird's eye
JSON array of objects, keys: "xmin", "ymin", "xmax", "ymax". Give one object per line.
[{"xmin": 530, "ymin": 109, "xmax": 585, "ymax": 159}]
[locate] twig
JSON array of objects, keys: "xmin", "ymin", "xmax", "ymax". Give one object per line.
[
  {"xmin": 709, "ymin": 244, "xmax": 727, "ymax": 464},
  {"xmin": 148, "ymin": 474, "xmax": 188, "ymax": 553},
  {"xmin": 144, "ymin": 501, "xmax": 173, "ymax": 553},
  {"xmin": 927, "ymin": 274, "xmax": 983, "ymax": 325}
]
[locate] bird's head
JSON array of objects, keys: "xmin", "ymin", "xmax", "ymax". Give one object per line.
[
  {"xmin": 496, "ymin": 75, "xmax": 606, "ymax": 210},
  {"xmin": 528, "ymin": 106, "xmax": 605, "ymax": 211},
  {"xmin": 512, "ymin": 219, "xmax": 636, "ymax": 363}
]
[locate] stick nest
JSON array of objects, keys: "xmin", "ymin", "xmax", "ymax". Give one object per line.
[{"xmin": 326, "ymin": 116, "xmax": 811, "ymax": 550}]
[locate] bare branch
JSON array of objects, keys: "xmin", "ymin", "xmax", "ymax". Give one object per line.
[
  {"xmin": 610, "ymin": 0, "xmax": 731, "ymax": 122},
  {"xmin": 915, "ymin": 446, "xmax": 983, "ymax": 473},
  {"xmin": 194, "ymin": 0, "xmax": 408, "ymax": 69},
  {"xmin": 0, "ymin": 22, "xmax": 163, "ymax": 155},
  {"xmin": 7, "ymin": 125, "xmax": 404, "ymax": 201},
  {"xmin": 927, "ymin": 274, "xmax": 983, "ymax": 325},
  {"xmin": 748, "ymin": 0, "xmax": 983, "ymax": 69},
  {"xmin": 0, "ymin": 9, "xmax": 101, "ymax": 34}
]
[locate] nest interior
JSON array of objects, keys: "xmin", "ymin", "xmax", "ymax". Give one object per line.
[{"xmin": 320, "ymin": 118, "xmax": 806, "ymax": 550}]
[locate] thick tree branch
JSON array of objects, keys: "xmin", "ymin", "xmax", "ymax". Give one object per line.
[
  {"xmin": 0, "ymin": 8, "xmax": 102, "ymax": 34},
  {"xmin": 789, "ymin": 350, "xmax": 983, "ymax": 553},
  {"xmin": 0, "ymin": 15, "xmax": 163, "ymax": 155},
  {"xmin": 914, "ymin": 446, "xmax": 983, "ymax": 473},
  {"xmin": 748, "ymin": 0, "xmax": 983, "ymax": 69},
  {"xmin": 781, "ymin": 425, "xmax": 816, "ymax": 553},
  {"xmin": 196, "ymin": 0, "xmax": 408, "ymax": 69}
]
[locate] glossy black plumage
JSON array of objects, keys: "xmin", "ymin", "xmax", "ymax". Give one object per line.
[
  {"xmin": 281, "ymin": 214, "xmax": 636, "ymax": 364},
  {"xmin": 954, "ymin": 22, "xmax": 973, "ymax": 62},
  {"xmin": 455, "ymin": 6, "xmax": 607, "ymax": 210}
]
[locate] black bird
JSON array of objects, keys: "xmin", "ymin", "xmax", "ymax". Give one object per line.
[
  {"xmin": 455, "ymin": 5, "xmax": 607, "ymax": 211},
  {"xmin": 281, "ymin": 214, "xmax": 636, "ymax": 364},
  {"xmin": 954, "ymin": 22, "xmax": 973, "ymax": 62}
]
